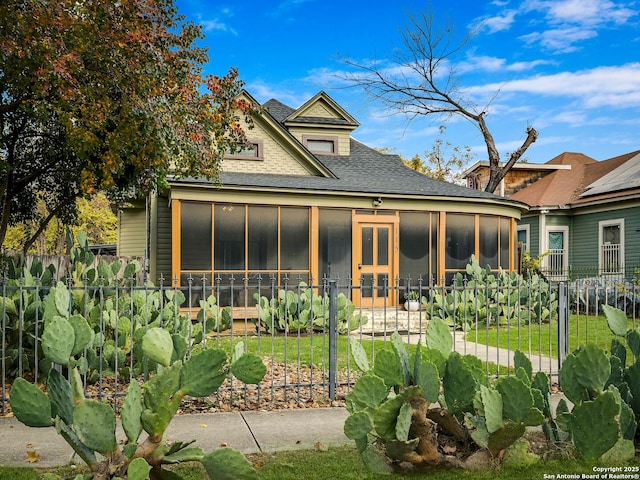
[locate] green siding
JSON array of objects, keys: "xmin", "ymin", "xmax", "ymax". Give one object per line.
[
  {"xmin": 152, "ymin": 195, "xmax": 172, "ymax": 282},
  {"xmin": 571, "ymin": 206, "xmax": 640, "ymax": 268}
]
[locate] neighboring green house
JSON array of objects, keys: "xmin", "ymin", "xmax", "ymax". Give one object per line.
[
  {"xmin": 117, "ymin": 91, "xmax": 528, "ymax": 307},
  {"xmin": 467, "ymin": 150, "xmax": 640, "ymax": 280}
]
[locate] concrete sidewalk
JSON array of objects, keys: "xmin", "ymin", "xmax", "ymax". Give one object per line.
[{"xmin": 0, "ymin": 408, "xmax": 350, "ymax": 468}]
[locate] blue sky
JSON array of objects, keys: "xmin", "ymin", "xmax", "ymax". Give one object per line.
[{"xmin": 176, "ymin": 0, "xmax": 640, "ymax": 165}]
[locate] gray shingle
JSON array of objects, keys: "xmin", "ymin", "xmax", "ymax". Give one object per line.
[
  {"xmin": 176, "ymin": 138, "xmax": 523, "ymax": 205},
  {"xmin": 262, "ymin": 99, "xmax": 294, "ymax": 123}
]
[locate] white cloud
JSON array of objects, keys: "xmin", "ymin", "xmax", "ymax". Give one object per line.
[
  {"xmin": 245, "ymin": 80, "xmax": 311, "ymax": 107},
  {"xmin": 535, "ymin": 0, "xmax": 637, "ymax": 26},
  {"xmin": 520, "ymin": 26, "xmax": 598, "ymax": 52},
  {"xmin": 481, "ymin": 9, "xmax": 518, "ymax": 33},
  {"xmin": 457, "ymin": 54, "xmax": 552, "ymax": 74},
  {"xmin": 468, "ymin": 63, "xmax": 640, "ymax": 109},
  {"xmin": 506, "ymin": 59, "xmax": 555, "ymax": 72},
  {"xmin": 481, "ymin": 0, "xmax": 638, "ymax": 52},
  {"xmin": 200, "ymin": 19, "xmax": 237, "ymax": 35}
]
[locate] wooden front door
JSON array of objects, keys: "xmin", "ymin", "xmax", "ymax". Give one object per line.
[{"xmin": 353, "ymin": 219, "xmax": 397, "ymax": 307}]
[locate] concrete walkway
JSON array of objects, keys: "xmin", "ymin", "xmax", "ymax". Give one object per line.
[
  {"xmin": 0, "ymin": 394, "xmax": 569, "ymax": 469},
  {"xmin": 0, "ymin": 408, "xmax": 350, "ymax": 468}
]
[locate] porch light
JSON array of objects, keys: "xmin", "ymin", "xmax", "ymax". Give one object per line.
[{"xmin": 373, "ymin": 197, "xmax": 383, "ymax": 207}]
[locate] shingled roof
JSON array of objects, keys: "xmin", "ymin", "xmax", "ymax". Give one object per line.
[
  {"xmin": 510, "ymin": 150, "xmax": 640, "ymax": 207},
  {"xmin": 173, "ymin": 95, "xmax": 527, "ymax": 209},
  {"xmin": 213, "ymin": 138, "xmax": 512, "ymax": 202}
]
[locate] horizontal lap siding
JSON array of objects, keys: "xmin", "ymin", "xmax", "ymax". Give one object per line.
[
  {"xmin": 572, "ymin": 206, "xmax": 639, "ymax": 268},
  {"xmin": 118, "ymin": 207, "xmax": 146, "ymax": 258}
]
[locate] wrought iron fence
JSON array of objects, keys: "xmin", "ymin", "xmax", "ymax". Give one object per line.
[{"xmin": 1, "ymin": 272, "xmax": 638, "ymax": 415}]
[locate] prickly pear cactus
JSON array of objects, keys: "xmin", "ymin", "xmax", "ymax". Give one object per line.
[
  {"xmin": 555, "ymin": 332, "xmax": 637, "ymax": 462},
  {"xmin": 344, "ymin": 330, "xmax": 545, "ymax": 472},
  {"xmin": 9, "ymin": 312, "xmax": 266, "ymax": 480}
]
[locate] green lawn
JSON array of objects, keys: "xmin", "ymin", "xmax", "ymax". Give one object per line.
[
  {"xmin": 205, "ymin": 332, "xmax": 511, "ymax": 377},
  {"xmin": 201, "ymin": 333, "xmax": 392, "ymax": 370},
  {"xmin": 464, "ymin": 314, "xmax": 636, "ymax": 360},
  {"xmin": 2, "ymin": 446, "xmax": 638, "ymax": 480}
]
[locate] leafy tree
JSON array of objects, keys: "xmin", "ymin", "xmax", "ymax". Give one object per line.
[
  {"xmin": 404, "ymin": 126, "xmax": 475, "ymax": 185},
  {"xmin": 341, "ymin": 10, "xmax": 537, "ymax": 193},
  {"xmin": 0, "ymin": 0, "xmax": 254, "ymax": 252},
  {"xmin": 3, "ymin": 194, "xmax": 117, "ymax": 255}
]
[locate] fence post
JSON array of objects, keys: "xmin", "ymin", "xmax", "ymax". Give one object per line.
[
  {"xmin": 328, "ymin": 279, "xmax": 338, "ymax": 400},
  {"xmin": 557, "ymin": 281, "xmax": 569, "ymax": 371}
]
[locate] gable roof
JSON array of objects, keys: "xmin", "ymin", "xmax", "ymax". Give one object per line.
[
  {"xmin": 579, "ymin": 150, "xmax": 640, "ymax": 199},
  {"xmin": 171, "ymin": 93, "xmax": 528, "ymax": 210},
  {"xmin": 239, "ymin": 91, "xmax": 336, "ymax": 178},
  {"xmin": 509, "ymin": 152, "xmax": 597, "ymax": 206},
  {"xmin": 263, "ymin": 98, "xmax": 295, "ymax": 123},
  {"xmin": 284, "ymin": 91, "xmax": 359, "ymax": 128},
  {"xmin": 510, "ymin": 150, "xmax": 640, "ymax": 207}
]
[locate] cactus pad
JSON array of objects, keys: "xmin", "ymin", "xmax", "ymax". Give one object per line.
[
  {"xmin": 73, "ymin": 400, "xmax": 118, "ymax": 454},
  {"xmin": 122, "ymin": 381, "xmax": 143, "ymax": 444},
  {"xmin": 202, "ymin": 447, "xmax": 257, "ymax": 480},
  {"xmin": 344, "ymin": 411, "xmax": 374, "ymax": 440},
  {"xmin": 569, "ymin": 391, "xmax": 620, "ymax": 461},
  {"xmin": 349, "ymin": 337, "xmax": 370, "ymax": 373},
  {"xmin": 374, "ymin": 395, "xmax": 404, "ymax": 440},
  {"xmin": 181, "ymin": 348, "xmax": 228, "ymax": 397},
  {"xmin": 230, "ymin": 353, "xmax": 267, "ymax": 385},
  {"xmin": 426, "ymin": 317, "xmax": 453, "ymax": 358},
  {"xmin": 9, "ymin": 378, "xmax": 53, "ymax": 427},
  {"xmin": 42, "ymin": 316, "xmax": 75, "ymax": 365},
  {"xmin": 141, "ymin": 327, "xmax": 173, "ymax": 367},
  {"xmin": 48, "ymin": 369, "xmax": 74, "ymax": 425},
  {"xmin": 346, "ymin": 374, "xmax": 388, "ymax": 411},
  {"xmin": 373, "ymin": 349, "xmax": 404, "ymax": 388}
]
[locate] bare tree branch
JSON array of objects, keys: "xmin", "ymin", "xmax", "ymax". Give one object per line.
[{"xmin": 339, "ymin": 9, "xmax": 537, "ymax": 193}]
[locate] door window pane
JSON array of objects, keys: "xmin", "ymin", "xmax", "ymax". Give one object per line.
[
  {"xmin": 361, "ymin": 227, "xmax": 374, "ymax": 266},
  {"xmin": 248, "ymin": 206, "xmax": 277, "ymax": 270},
  {"xmin": 181, "ymin": 203, "xmax": 211, "ymax": 270},
  {"xmin": 548, "ymin": 231, "xmax": 564, "ymax": 250},
  {"xmin": 214, "ymin": 204, "xmax": 245, "ymax": 270},
  {"xmin": 360, "ymin": 273, "xmax": 374, "ymax": 298},
  {"xmin": 377, "ymin": 227, "xmax": 389, "ymax": 266},
  {"xmin": 280, "ymin": 207, "xmax": 309, "ymax": 270},
  {"xmin": 603, "ymin": 224, "xmax": 620, "ymax": 244},
  {"xmin": 446, "ymin": 214, "xmax": 475, "ymax": 270}
]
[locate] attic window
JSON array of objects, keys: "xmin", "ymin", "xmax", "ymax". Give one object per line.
[
  {"xmin": 303, "ymin": 135, "xmax": 338, "ymax": 155},
  {"xmin": 225, "ymin": 140, "xmax": 263, "ymax": 160}
]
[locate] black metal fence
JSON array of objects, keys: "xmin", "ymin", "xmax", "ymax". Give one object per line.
[{"xmin": 1, "ymin": 273, "xmax": 638, "ymax": 415}]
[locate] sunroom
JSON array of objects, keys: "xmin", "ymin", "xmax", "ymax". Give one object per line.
[{"xmin": 119, "ymin": 91, "xmax": 528, "ymax": 309}]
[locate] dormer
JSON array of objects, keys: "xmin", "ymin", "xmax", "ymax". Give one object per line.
[{"xmin": 284, "ymin": 91, "xmax": 359, "ymax": 156}]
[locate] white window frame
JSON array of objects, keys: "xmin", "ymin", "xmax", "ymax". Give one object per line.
[
  {"xmin": 545, "ymin": 226, "xmax": 569, "ymax": 279},
  {"xmin": 598, "ymin": 218, "xmax": 624, "ymax": 276},
  {"xmin": 516, "ymin": 224, "xmax": 530, "ymax": 253}
]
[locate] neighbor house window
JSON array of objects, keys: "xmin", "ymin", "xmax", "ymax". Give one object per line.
[
  {"xmin": 302, "ymin": 135, "xmax": 338, "ymax": 155},
  {"xmin": 517, "ymin": 225, "xmax": 530, "ymax": 253},
  {"xmin": 599, "ymin": 219, "xmax": 624, "ymax": 275},
  {"xmin": 225, "ymin": 140, "xmax": 263, "ymax": 160},
  {"xmin": 545, "ymin": 227, "xmax": 568, "ymax": 279}
]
